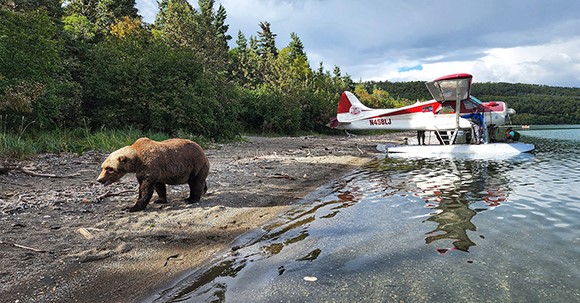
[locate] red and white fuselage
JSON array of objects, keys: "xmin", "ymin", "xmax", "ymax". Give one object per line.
[{"xmin": 330, "ymin": 74, "xmax": 515, "ymax": 131}]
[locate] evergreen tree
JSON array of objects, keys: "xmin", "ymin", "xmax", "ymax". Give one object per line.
[
  {"xmin": 153, "ymin": 0, "xmax": 195, "ymax": 48},
  {"xmin": 257, "ymin": 21, "xmax": 277, "ymax": 58},
  {"xmin": 193, "ymin": 0, "xmax": 231, "ymax": 76},
  {"xmin": 288, "ymin": 32, "xmax": 305, "ymax": 61},
  {"xmin": 154, "ymin": 0, "xmax": 231, "ymax": 77},
  {"xmin": 230, "ymin": 30, "xmax": 259, "ymax": 88},
  {"xmin": 214, "ymin": 4, "xmax": 231, "ymax": 52}
]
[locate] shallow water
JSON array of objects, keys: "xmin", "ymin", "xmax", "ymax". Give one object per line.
[{"xmin": 153, "ymin": 128, "xmax": 580, "ymax": 303}]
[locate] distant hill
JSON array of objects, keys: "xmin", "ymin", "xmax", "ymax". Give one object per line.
[{"xmin": 363, "ymin": 81, "xmax": 580, "ymax": 125}]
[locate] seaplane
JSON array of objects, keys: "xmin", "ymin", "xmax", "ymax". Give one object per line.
[{"xmin": 329, "ymin": 73, "xmax": 535, "ymax": 157}]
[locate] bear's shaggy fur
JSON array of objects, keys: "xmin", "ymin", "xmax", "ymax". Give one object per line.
[{"xmin": 97, "ymin": 137, "xmax": 209, "ymax": 212}]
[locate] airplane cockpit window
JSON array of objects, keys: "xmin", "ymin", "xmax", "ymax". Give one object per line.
[
  {"xmin": 436, "ymin": 104, "xmax": 455, "ymax": 114},
  {"xmin": 463, "ymin": 100, "xmax": 478, "ymax": 111},
  {"xmin": 464, "ymin": 96, "xmax": 483, "ymax": 111}
]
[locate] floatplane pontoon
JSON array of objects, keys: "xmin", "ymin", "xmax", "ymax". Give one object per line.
[{"xmin": 329, "ymin": 73, "xmax": 535, "ymax": 157}]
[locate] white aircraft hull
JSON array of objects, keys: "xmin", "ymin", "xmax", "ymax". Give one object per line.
[{"xmin": 377, "ymin": 142, "xmax": 535, "ymax": 159}]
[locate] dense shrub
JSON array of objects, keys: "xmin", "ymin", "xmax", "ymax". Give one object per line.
[{"xmin": 81, "ymin": 37, "xmax": 240, "ymax": 140}]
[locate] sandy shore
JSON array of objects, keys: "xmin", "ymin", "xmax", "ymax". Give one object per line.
[{"xmin": 0, "ymin": 133, "xmax": 407, "ymax": 302}]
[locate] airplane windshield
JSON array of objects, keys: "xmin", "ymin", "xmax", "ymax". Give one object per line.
[{"xmin": 426, "ymin": 78, "xmax": 471, "ymax": 102}]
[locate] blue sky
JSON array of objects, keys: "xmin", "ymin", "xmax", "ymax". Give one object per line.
[{"xmin": 136, "ymin": 0, "xmax": 580, "ymax": 87}]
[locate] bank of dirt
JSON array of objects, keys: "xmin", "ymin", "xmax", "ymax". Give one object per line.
[{"xmin": 0, "ymin": 133, "xmax": 407, "ymax": 302}]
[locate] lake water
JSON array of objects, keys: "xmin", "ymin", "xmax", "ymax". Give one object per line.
[{"xmin": 152, "ymin": 127, "xmax": 580, "ymax": 303}]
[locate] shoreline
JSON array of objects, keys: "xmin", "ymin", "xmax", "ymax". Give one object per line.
[{"xmin": 0, "ymin": 133, "xmax": 407, "ymax": 302}]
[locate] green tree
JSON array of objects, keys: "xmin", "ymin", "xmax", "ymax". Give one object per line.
[
  {"xmin": 288, "ymin": 32, "xmax": 305, "ymax": 60},
  {"xmin": 62, "ymin": 12, "xmax": 98, "ymax": 41},
  {"xmin": 0, "ymin": 9, "xmax": 82, "ymax": 129},
  {"xmin": 257, "ymin": 21, "xmax": 277, "ymax": 58},
  {"xmin": 154, "ymin": 0, "xmax": 231, "ymax": 77},
  {"xmin": 95, "ymin": 0, "xmax": 138, "ymax": 32},
  {"xmin": 255, "ymin": 21, "xmax": 278, "ymax": 85},
  {"xmin": 194, "ymin": 0, "xmax": 231, "ymax": 76},
  {"xmin": 81, "ymin": 36, "xmax": 239, "ymax": 139},
  {"xmin": 63, "ymin": 0, "xmax": 139, "ymax": 39},
  {"xmin": 229, "ymin": 30, "xmax": 260, "ymax": 88},
  {"xmin": 153, "ymin": 0, "xmax": 195, "ymax": 48},
  {"xmin": 1, "ymin": 0, "xmax": 63, "ymax": 20}
]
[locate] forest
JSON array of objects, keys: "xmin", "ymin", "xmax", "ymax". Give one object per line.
[{"xmin": 1, "ymin": 0, "xmax": 578, "ymax": 155}]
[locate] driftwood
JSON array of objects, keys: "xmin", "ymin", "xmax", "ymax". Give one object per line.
[
  {"xmin": 1, "ymin": 165, "xmax": 90, "ymax": 178},
  {"xmin": 96, "ymin": 190, "xmax": 135, "ymax": 201},
  {"xmin": 267, "ymin": 173, "xmax": 295, "ymax": 180},
  {"xmin": 20, "ymin": 167, "xmax": 90, "ymax": 178},
  {"xmin": 163, "ymin": 254, "xmax": 183, "ymax": 267},
  {"xmin": 354, "ymin": 143, "xmax": 364, "ymax": 154},
  {"xmin": 76, "ymin": 227, "xmax": 94, "ymax": 240},
  {"xmin": 0, "ymin": 240, "xmax": 47, "ymax": 253}
]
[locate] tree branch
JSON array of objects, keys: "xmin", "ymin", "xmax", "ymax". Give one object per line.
[{"xmin": 0, "ymin": 240, "xmax": 47, "ymax": 253}]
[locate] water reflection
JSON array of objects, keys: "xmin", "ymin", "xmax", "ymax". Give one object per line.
[
  {"xmin": 424, "ymin": 199, "xmax": 477, "ymax": 253},
  {"xmin": 366, "ymin": 156, "xmax": 522, "ymax": 252}
]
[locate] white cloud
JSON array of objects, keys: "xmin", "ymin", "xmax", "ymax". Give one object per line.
[{"xmin": 473, "ymin": 38, "xmax": 580, "ymax": 86}]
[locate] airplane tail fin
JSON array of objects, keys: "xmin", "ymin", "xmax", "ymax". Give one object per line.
[{"xmin": 336, "ymin": 91, "xmax": 372, "ymax": 123}]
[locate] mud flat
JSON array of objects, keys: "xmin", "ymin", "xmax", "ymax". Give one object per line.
[{"xmin": 0, "ymin": 133, "xmax": 406, "ymax": 302}]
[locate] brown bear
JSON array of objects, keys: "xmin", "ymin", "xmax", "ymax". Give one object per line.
[{"xmin": 97, "ymin": 137, "xmax": 209, "ymax": 212}]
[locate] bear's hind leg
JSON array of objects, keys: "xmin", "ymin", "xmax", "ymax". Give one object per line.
[{"xmin": 153, "ymin": 182, "xmax": 168, "ymax": 204}]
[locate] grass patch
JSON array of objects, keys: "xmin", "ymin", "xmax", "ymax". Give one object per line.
[{"xmin": 0, "ymin": 128, "xmax": 213, "ymax": 158}]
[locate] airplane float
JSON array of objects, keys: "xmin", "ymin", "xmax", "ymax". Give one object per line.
[{"xmin": 329, "ymin": 73, "xmax": 535, "ymax": 157}]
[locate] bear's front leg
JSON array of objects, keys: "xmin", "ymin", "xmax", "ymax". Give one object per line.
[{"xmin": 129, "ymin": 179, "xmax": 155, "ymax": 212}]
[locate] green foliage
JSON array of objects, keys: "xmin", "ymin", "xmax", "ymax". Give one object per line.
[
  {"xmin": 1, "ymin": 0, "xmax": 63, "ymax": 20},
  {"xmin": 0, "ymin": 10, "xmax": 82, "ymax": 130},
  {"xmin": 365, "ymin": 80, "xmax": 432, "ymax": 101},
  {"xmin": 257, "ymin": 21, "xmax": 277, "ymax": 58},
  {"xmin": 62, "ymin": 13, "xmax": 98, "ymax": 41},
  {"xmin": 154, "ymin": 0, "xmax": 231, "ymax": 78},
  {"xmin": 2, "ymin": 1, "xmax": 355, "ymax": 157},
  {"xmin": 63, "ymin": 0, "xmax": 139, "ymax": 38},
  {"xmin": 80, "ymin": 36, "xmax": 240, "ymax": 140},
  {"xmin": 229, "ymin": 30, "xmax": 260, "ymax": 88},
  {"xmin": 238, "ymin": 86, "xmax": 300, "ymax": 134},
  {"xmin": 472, "ymin": 83, "xmax": 580, "ymax": 125}
]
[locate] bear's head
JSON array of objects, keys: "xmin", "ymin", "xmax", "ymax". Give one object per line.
[{"xmin": 97, "ymin": 147, "xmax": 137, "ymax": 186}]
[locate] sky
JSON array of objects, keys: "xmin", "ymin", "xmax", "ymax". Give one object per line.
[{"xmin": 135, "ymin": 0, "xmax": 580, "ymax": 88}]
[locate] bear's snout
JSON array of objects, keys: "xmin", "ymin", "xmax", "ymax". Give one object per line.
[
  {"xmin": 97, "ymin": 173, "xmax": 108, "ymax": 185},
  {"xmin": 97, "ymin": 170, "xmax": 116, "ymax": 186}
]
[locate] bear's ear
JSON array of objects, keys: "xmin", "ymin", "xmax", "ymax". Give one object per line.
[{"xmin": 118, "ymin": 155, "xmax": 127, "ymax": 163}]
